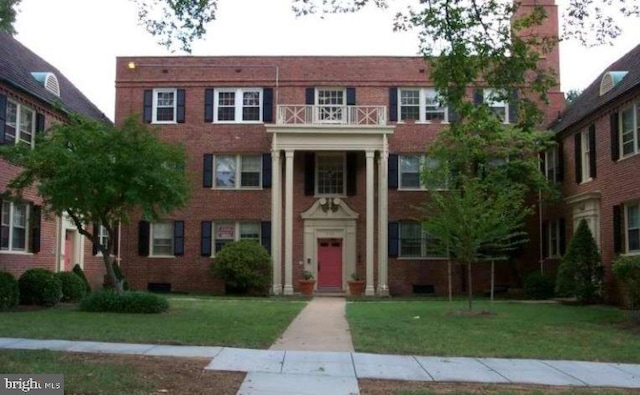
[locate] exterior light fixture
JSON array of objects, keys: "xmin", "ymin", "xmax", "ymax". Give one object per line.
[{"xmin": 127, "ymin": 62, "xmax": 136, "ymax": 70}]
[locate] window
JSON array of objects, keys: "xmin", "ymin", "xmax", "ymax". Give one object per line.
[
  {"xmin": 543, "ymin": 148, "xmax": 558, "ymax": 182},
  {"xmin": 214, "ymin": 155, "xmax": 262, "ymax": 189},
  {"xmin": 398, "ymin": 88, "xmax": 447, "ymax": 123},
  {"xmin": 5, "ymin": 100, "xmax": 35, "ymax": 146},
  {"xmin": 316, "ymin": 153, "xmax": 345, "ymax": 195},
  {"xmin": 399, "ymin": 155, "xmax": 446, "ymax": 190},
  {"xmin": 547, "ymin": 221, "xmax": 561, "ymax": 258},
  {"xmin": 98, "ymin": 225, "xmax": 109, "ymax": 250},
  {"xmin": 483, "ymin": 89, "xmax": 511, "ymax": 124},
  {"xmin": 214, "ymin": 88, "xmax": 262, "ymax": 122},
  {"xmin": 316, "ymin": 88, "xmax": 345, "ymax": 123},
  {"xmin": 153, "ymin": 89, "xmax": 177, "ymax": 123},
  {"xmin": 1, "ymin": 202, "xmax": 29, "ymax": 252},
  {"xmin": 151, "ymin": 222, "xmax": 173, "ymax": 256},
  {"xmin": 626, "ymin": 203, "xmax": 640, "ymax": 253},
  {"xmin": 619, "ymin": 103, "xmax": 640, "ymax": 157},
  {"xmin": 581, "ymin": 129, "xmax": 592, "ymax": 182},
  {"xmin": 399, "ymin": 222, "xmax": 443, "ymax": 258},
  {"xmin": 213, "ymin": 221, "xmax": 261, "ymax": 254}
]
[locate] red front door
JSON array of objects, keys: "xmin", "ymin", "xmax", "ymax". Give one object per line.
[
  {"xmin": 64, "ymin": 231, "xmax": 74, "ymax": 271},
  {"xmin": 317, "ymin": 239, "xmax": 342, "ymax": 288}
]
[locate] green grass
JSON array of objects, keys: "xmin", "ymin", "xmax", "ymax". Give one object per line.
[
  {"xmin": 0, "ymin": 297, "xmax": 305, "ymax": 348},
  {"xmin": 347, "ymin": 300, "xmax": 640, "ymax": 362}
]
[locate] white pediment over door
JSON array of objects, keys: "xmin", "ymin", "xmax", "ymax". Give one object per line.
[{"xmin": 301, "ymin": 198, "xmax": 359, "ymax": 220}]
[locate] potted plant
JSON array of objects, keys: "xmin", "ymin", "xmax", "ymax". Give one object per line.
[
  {"xmin": 348, "ymin": 272, "xmax": 365, "ymax": 296},
  {"xmin": 298, "ymin": 270, "xmax": 315, "ymax": 296}
]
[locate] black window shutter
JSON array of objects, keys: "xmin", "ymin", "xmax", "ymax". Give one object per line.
[
  {"xmin": 176, "ymin": 89, "xmax": 186, "ymax": 123},
  {"xmin": 304, "ymin": 152, "xmax": 315, "ymax": 196},
  {"xmin": 448, "ymin": 105, "xmax": 458, "ymax": 123},
  {"xmin": 262, "ymin": 153, "xmax": 272, "ymax": 188},
  {"xmin": 143, "ymin": 90, "xmax": 153, "ymax": 123},
  {"xmin": 574, "ymin": 132, "xmax": 582, "ymax": 184},
  {"xmin": 201, "ymin": 221, "xmax": 212, "ymax": 257},
  {"xmin": 205, "ymin": 88, "xmax": 214, "ymax": 122},
  {"xmin": 305, "ymin": 88, "xmax": 315, "ymax": 105},
  {"xmin": 613, "ymin": 205, "xmax": 622, "ymax": 253},
  {"xmin": 473, "ymin": 89, "xmax": 484, "ymax": 105},
  {"xmin": 559, "ymin": 218, "xmax": 566, "ymax": 255},
  {"xmin": 261, "ymin": 221, "xmax": 272, "ymax": 254},
  {"xmin": 388, "ymin": 222, "xmax": 399, "ymax": 258},
  {"xmin": 539, "ymin": 152, "xmax": 546, "ymax": 177},
  {"xmin": 0, "ymin": 94, "xmax": 6, "ymax": 144},
  {"xmin": 203, "ymin": 154, "xmax": 213, "ymax": 188},
  {"xmin": 263, "ymin": 88, "xmax": 273, "ymax": 123},
  {"xmin": 589, "ymin": 124, "xmax": 597, "ymax": 178},
  {"xmin": 30, "ymin": 205, "xmax": 41, "ymax": 254},
  {"xmin": 388, "ymin": 154, "xmax": 399, "ymax": 189},
  {"xmin": 610, "ymin": 112, "xmax": 619, "ymax": 161},
  {"xmin": 557, "ymin": 142, "xmax": 564, "ymax": 182},
  {"xmin": 346, "ymin": 152, "xmax": 357, "ymax": 196},
  {"xmin": 542, "ymin": 221, "xmax": 549, "ymax": 258},
  {"xmin": 173, "ymin": 221, "xmax": 184, "ymax": 256},
  {"xmin": 346, "ymin": 87, "xmax": 356, "ymax": 106},
  {"xmin": 389, "ymin": 87, "xmax": 398, "ymax": 122},
  {"xmin": 138, "ymin": 221, "xmax": 150, "ymax": 256},
  {"xmin": 508, "ymin": 89, "xmax": 519, "ymax": 124},
  {"xmin": 36, "ymin": 113, "xmax": 45, "ymax": 133},
  {"xmin": 113, "ymin": 225, "xmax": 120, "ymax": 255},
  {"xmin": 92, "ymin": 224, "xmax": 99, "ymax": 255}
]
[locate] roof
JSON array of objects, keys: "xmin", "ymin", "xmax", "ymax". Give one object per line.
[
  {"xmin": 0, "ymin": 31, "xmax": 110, "ymax": 123},
  {"xmin": 553, "ymin": 43, "xmax": 640, "ymax": 133}
]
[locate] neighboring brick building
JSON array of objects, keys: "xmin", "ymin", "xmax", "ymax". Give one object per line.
[
  {"xmin": 115, "ymin": 0, "xmax": 564, "ymax": 296},
  {"xmin": 547, "ymin": 43, "xmax": 640, "ymax": 302},
  {"xmin": 0, "ymin": 31, "xmax": 111, "ymax": 288}
]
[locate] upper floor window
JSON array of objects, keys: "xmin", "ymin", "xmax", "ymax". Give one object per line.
[
  {"xmin": 483, "ymin": 89, "xmax": 511, "ymax": 123},
  {"xmin": 1, "ymin": 201, "xmax": 29, "ymax": 252},
  {"xmin": 543, "ymin": 147, "xmax": 559, "ymax": 183},
  {"xmin": 153, "ymin": 88, "xmax": 177, "ymax": 123},
  {"xmin": 316, "ymin": 153, "xmax": 345, "ymax": 195},
  {"xmin": 626, "ymin": 203, "xmax": 640, "ymax": 253},
  {"xmin": 214, "ymin": 155, "xmax": 262, "ymax": 189},
  {"xmin": 576, "ymin": 126, "xmax": 596, "ymax": 183},
  {"xmin": 316, "ymin": 88, "xmax": 345, "ymax": 123},
  {"xmin": 213, "ymin": 221, "xmax": 261, "ymax": 254},
  {"xmin": 98, "ymin": 225, "xmax": 110, "ymax": 250},
  {"xmin": 215, "ymin": 88, "xmax": 263, "ymax": 123},
  {"xmin": 399, "ymin": 155, "xmax": 446, "ymax": 190},
  {"xmin": 5, "ymin": 100, "xmax": 35, "ymax": 146},
  {"xmin": 619, "ymin": 103, "xmax": 640, "ymax": 158},
  {"xmin": 398, "ymin": 88, "xmax": 447, "ymax": 123},
  {"xmin": 399, "ymin": 222, "xmax": 443, "ymax": 258}
]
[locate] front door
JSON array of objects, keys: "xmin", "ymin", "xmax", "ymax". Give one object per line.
[{"xmin": 317, "ymin": 238, "xmax": 342, "ymax": 288}]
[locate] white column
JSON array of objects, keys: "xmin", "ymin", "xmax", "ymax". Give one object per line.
[
  {"xmin": 283, "ymin": 150, "xmax": 295, "ymax": 295},
  {"xmin": 271, "ymin": 149, "xmax": 282, "ymax": 295},
  {"xmin": 365, "ymin": 150, "xmax": 375, "ymax": 296},
  {"xmin": 377, "ymin": 145, "xmax": 389, "ymax": 296}
]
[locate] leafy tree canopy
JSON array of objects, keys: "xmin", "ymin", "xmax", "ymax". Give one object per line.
[{"xmin": 0, "ymin": 0, "xmax": 21, "ymax": 35}]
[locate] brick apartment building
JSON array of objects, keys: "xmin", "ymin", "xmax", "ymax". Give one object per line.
[
  {"xmin": 115, "ymin": 0, "xmax": 564, "ymax": 296},
  {"xmin": 0, "ymin": 31, "xmax": 111, "ymax": 288}
]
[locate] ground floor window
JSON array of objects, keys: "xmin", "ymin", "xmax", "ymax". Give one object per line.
[
  {"xmin": 1, "ymin": 201, "xmax": 29, "ymax": 252},
  {"xmin": 213, "ymin": 221, "xmax": 261, "ymax": 254},
  {"xmin": 151, "ymin": 221, "xmax": 173, "ymax": 256},
  {"xmin": 399, "ymin": 222, "xmax": 443, "ymax": 258},
  {"xmin": 626, "ymin": 203, "xmax": 640, "ymax": 252}
]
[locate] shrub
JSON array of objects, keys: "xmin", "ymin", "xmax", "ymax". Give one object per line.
[
  {"xmin": 79, "ymin": 290, "xmax": 169, "ymax": 313},
  {"xmin": 555, "ymin": 219, "xmax": 604, "ymax": 304},
  {"xmin": 0, "ymin": 271, "xmax": 19, "ymax": 310},
  {"xmin": 211, "ymin": 240, "xmax": 272, "ymax": 295},
  {"xmin": 524, "ymin": 272, "xmax": 555, "ymax": 300},
  {"xmin": 55, "ymin": 271, "xmax": 87, "ymax": 302},
  {"xmin": 72, "ymin": 264, "xmax": 91, "ymax": 293},
  {"xmin": 18, "ymin": 268, "xmax": 62, "ymax": 306},
  {"xmin": 613, "ymin": 255, "xmax": 640, "ymax": 309}
]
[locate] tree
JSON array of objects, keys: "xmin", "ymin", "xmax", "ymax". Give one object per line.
[
  {"xmin": 0, "ymin": 115, "xmax": 189, "ymax": 293},
  {"xmin": 0, "ymin": 0, "xmax": 21, "ymax": 35},
  {"xmin": 565, "ymin": 89, "xmax": 582, "ymax": 106}
]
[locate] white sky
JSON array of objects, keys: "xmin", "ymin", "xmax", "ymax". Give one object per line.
[{"xmin": 13, "ymin": 0, "xmax": 640, "ymax": 121}]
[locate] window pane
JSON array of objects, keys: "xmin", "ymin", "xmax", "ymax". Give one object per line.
[
  {"xmin": 424, "ymin": 89, "xmax": 445, "ymax": 121},
  {"xmin": 629, "ymin": 205, "xmax": 640, "ymax": 252},
  {"xmin": 216, "ymin": 156, "xmax": 237, "ymax": 188},
  {"xmin": 317, "ymin": 154, "xmax": 344, "ymax": 195},
  {"xmin": 400, "ymin": 90, "xmax": 420, "ymax": 121},
  {"xmin": 215, "ymin": 222, "xmax": 235, "ymax": 253},
  {"xmin": 20, "ymin": 106, "xmax": 35, "ymax": 145},
  {"xmin": 485, "ymin": 89, "xmax": 506, "ymax": 122},
  {"xmin": 155, "ymin": 91, "xmax": 175, "ymax": 122},
  {"xmin": 12, "ymin": 203, "xmax": 28, "ymax": 251},
  {"xmin": 400, "ymin": 223, "xmax": 422, "ymax": 257},
  {"xmin": 629, "ymin": 229, "xmax": 640, "ymax": 251},
  {"xmin": 424, "ymin": 157, "xmax": 446, "ymax": 189},
  {"xmin": 622, "ymin": 108, "xmax": 635, "ymax": 156},
  {"xmin": 317, "ymin": 90, "xmax": 344, "ymax": 122},
  {"xmin": 400, "ymin": 156, "xmax": 420, "ymax": 188},
  {"xmin": 217, "ymin": 91, "xmax": 236, "ymax": 121},
  {"xmin": 1, "ymin": 202, "xmax": 10, "ymax": 250},
  {"xmin": 240, "ymin": 223, "xmax": 260, "ymax": 241},
  {"xmin": 240, "ymin": 156, "xmax": 261, "ymax": 187},
  {"xmin": 242, "ymin": 91, "xmax": 261, "ymax": 121},
  {"xmin": 152, "ymin": 222, "xmax": 173, "ymax": 255}
]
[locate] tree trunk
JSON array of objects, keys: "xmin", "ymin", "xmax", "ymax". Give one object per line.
[
  {"xmin": 467, "ymin": 262, "xmax": 473, "ymax": 311},
  {"xmin": 101, "ymin": 248, "xmax": 124, "ymax": 294},
  {"xmin": 448, "ymin": 259, "xmax": 452, "ymax": 303}
]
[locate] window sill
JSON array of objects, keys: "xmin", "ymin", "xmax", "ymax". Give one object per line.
[
  {"xmin": 398, "ymin": 188, "xmax": 448, "ymax": 192},
  {"xmin": 211, "ymin": 187, "xmax": 263, "ymax": 191},
  {"xmin": 397, "ymin": 121, "xmax": 449, "ymax": 125},
  {"xmin": 397, "ymin": 256, "xmax": 448, "ymax": 261},
  {"xmin": 618, "ymin": 152, "xmax": 639, "ymax": 163},
  {"xmin": 621, "ymin": 251, "xmax": 640, "ymax": 257},
  {"xmin": 148, "ymin": 255, "xmax": 175, "ymax": 259},
  {"xmin": 0, "ymin": 250, "xmax": 33, "ymax": 255},
  {"xmin": 212, "ymin": 121, "xmax": 264, "ymax": 125},
  {"xmin": 152, "ymin": 121, "xmax": 177, "ymax": 125},
  {"xmin": 579, "ymin": 178, "xmax": 593, "ymax": 185}
]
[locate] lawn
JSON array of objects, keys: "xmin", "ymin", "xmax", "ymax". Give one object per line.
[
  {"xmin": 0, "ymin": 297, "xmax": 305, "ymax": 348},
  {"xmin": 347, "ymin": 300, "xmax": 640, "ymax": 363}
]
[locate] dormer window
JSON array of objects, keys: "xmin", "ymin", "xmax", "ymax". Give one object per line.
[
  {"xmin": 600, "ymin": 71, "xmax": 628, "ymax": 96},
  {"xmin": 31, "ymin": 72, "xmax": 60, "ymax": 97}
]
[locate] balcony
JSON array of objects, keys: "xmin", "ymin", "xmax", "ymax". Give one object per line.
[{"xmin": 277, "ymin": 105, "xmax": 387, "ymax": 126}]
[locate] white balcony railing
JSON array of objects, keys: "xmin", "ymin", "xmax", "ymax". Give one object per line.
[{"xmin": 277, "ymin": 105, "xmax": 387, "ymax": 126}]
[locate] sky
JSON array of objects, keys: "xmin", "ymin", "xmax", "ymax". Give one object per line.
[{"xmin": 12, "ymin": 0, "xmax": 640, "ymax": 121}]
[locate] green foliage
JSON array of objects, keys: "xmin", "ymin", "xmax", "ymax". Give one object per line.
[
  {"xmin": 612, "ymin": 255, "xmax": 640, "ymax": 309},
  {"xmin": 72, "ymin": 264, "xmax": 91, "ymax": 293},
  {"xmin": 0, "ymin": 0, "xmax": 20, "ymax": 35},
  {"xmin": 54, "ymin": 272, "xmax": 87, "ymax": 302},
  {"xmin": 79, "ymin": 290, "xmax": 169, "ymax": 314},
  {"xmin": 524, "ymin": 272, "xmax": 555, "ymax": 300},
  {"xmin": 211, "ymin": 240, "xmax": 272, "ymax": 295},
  {"xmin": 18, "ymin": 268, "xmax": 62, "ymax": 306},
  {"xmin": 555, "ymin": 219, "xmax": 603, "ymax": 303},
  {"xmin": 0, "ymin": 271, "xmax": 19, "ymax": 310}
]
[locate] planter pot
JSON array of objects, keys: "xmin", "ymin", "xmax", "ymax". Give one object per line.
[
  {"xmin": 348, "ymin": 280, "xmax": 366, "ymax": 296},
  {"xmin": 298, "ymin": 280, "xmax": 316, "ymax": 296}
]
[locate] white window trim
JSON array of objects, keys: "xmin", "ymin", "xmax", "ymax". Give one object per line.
[
  {"xmin": 213, "ymin": 88, "xmax": 263, "ymax": 123},
  {"xmin": 5, "ymin": 99, "xmax": 36, "ymax": 147},
  {"xmin": 213, "ymin": 154, "xmax": 263, "ymax": 190},
  {"xmin": 397, "ymin": 88, "xmax": 449, "ymax": 124},
  {"xmin": 149, "ymin": 221, "xmax": 174, "ymax": 257},
  {"xmin": 547, "ymin": 220, "xmax": 561, "ymax": 258},
  {"xmin": 315, "ymin": 152, "xmax": 346, "ymax": 197},
  {"xmin": 398, "ymin": 155, "xmax": 448, "ymax": 191},
  {"xmin": 315, "ymin": 88, "xmax": 346, "ymax": 124},
  {"xmin": 484, "ymin": 88, "xmax": 512, "ymax": 124},
  {"xmin": 544, "ymin": 147, "xmax": 559, "ymax": 183},
  {"xmin": 619, "ymin": 102, "xmax": 639, "ymax": 159},
  {"xmin": 210, "ymin": 221, "xmax": 261, "ymax": 257},
  {"xmin": 1, "ymin": 201, "xmax": 30, "ymax": 253},
  {"xmin": 625, "ymin": 202, "xmax": 640, "ymax": 254},
  {"xmin": 580, "ymin": 129, "xmax": 593, "ymax": 184},
  {"xmin": 152, "ymin": 88, "xmax": 177, "ymax": 124},
  {"xmin": 95, "ymin": 225, "xmax": 110, "ymax": 257},
  {"xmin": 398, "ymin": 222, "xmax": 445, "ymax": 259}
]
